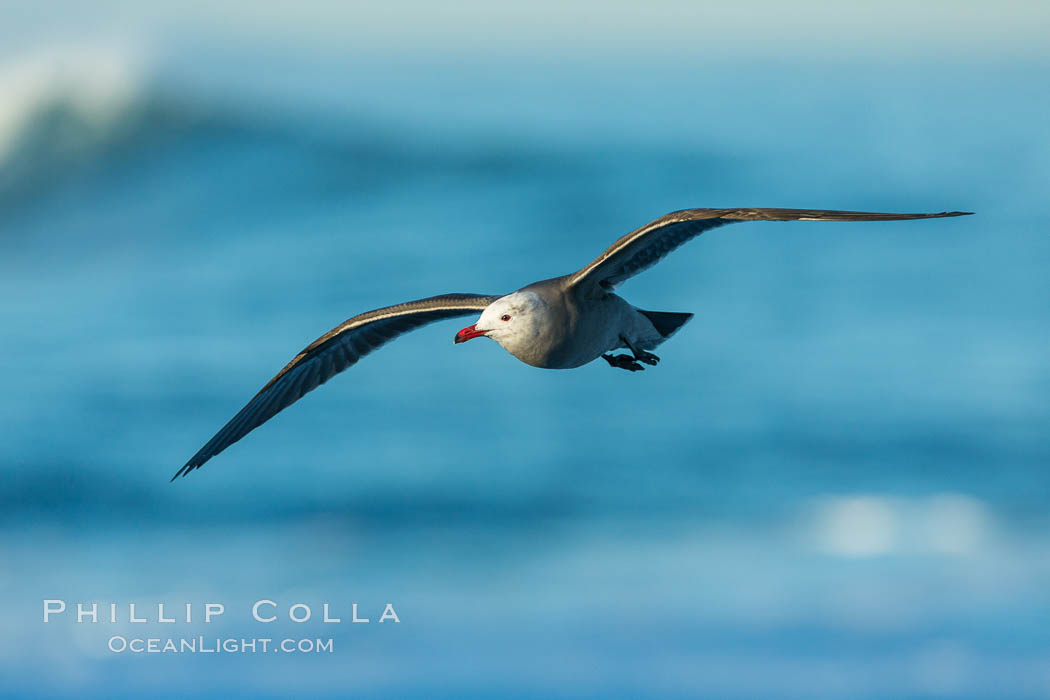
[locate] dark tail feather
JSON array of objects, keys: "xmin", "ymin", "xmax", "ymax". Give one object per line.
[{"xmin": 638, "ymin": 309, "xmax": 694, "ymax": 338}]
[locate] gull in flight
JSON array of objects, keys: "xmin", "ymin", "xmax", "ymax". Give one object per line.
[{"xmin": 173, "ymin": 207, "xmax": 970, "ymax": 479}]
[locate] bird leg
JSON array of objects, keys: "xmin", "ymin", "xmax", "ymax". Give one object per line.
[
  {"xmin": 602, "ymin": 337, "xmax": 660, "ymax": 372},
  {"xmin": 602, "ymin": 353, "xmax": 645, "ymax": 372},
  {"xmin": 622, "ymin": 337, "xmax": 660, "ymax": 366}
]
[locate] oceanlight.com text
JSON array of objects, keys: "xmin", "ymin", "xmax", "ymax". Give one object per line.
[{"xmin": 108, "ymin": 636, "xmax": 334, "ymax": 654}]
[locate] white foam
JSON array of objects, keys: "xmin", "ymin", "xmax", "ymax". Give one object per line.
[
  {"xmin": 0, "ymin": 45, "xmax": 145, "ymax": 163},
  {"xmin": 814, "ymin": 495, "xmax": 897, "ymax": 557},
  {"xmin": 811, "ymin": 493, "xmax": 992, "ymax": 558}
]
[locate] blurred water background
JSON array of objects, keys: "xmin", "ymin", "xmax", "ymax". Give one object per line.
[{"xmin": 1, "ymin": 2, "xmax": 1048, "ymax": 697}]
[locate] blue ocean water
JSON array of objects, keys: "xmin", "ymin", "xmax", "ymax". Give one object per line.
[{"xmin": 1, "ymin": 47, "xmax": 1048, "ymax": 698}]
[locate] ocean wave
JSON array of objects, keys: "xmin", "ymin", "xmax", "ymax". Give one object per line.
[
  {"xmin": 0, "ymin": 46, "xmax": 147, "ymax": 159},
  {"xmin": 0, "ymin": 46, "xmax": 739, "ymax": 211},
  {"xmin": 0, "ymin": 45, "xmax": 168, "ymax": 202},
  {"xmin": 0, "ymin": 54, "xmax": 558, "ymax": 210}
]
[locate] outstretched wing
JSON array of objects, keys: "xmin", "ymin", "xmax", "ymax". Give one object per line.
[
  {"xmin": 173, "ymin": 293, "xmax": 499, "ymax": 479},
  {"xmin": 569, "ymin": 208, "xmax": 972, "ymax": 293}
]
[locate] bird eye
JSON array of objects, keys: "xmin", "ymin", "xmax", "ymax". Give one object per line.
[{"xmin": 500, "ymin": 314, "xmax": 511, "ymax": 322}]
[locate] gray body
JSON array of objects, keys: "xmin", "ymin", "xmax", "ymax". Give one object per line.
[{"xmin": 501, "ymin": 276, "xmax": 666, "ymax": 369}]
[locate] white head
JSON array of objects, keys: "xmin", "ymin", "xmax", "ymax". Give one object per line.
[{"xmin": 453, "ymin": 291, "xmax": 548, "ymax": 357}]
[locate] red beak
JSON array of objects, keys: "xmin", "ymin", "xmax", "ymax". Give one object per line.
[{"xmin": 454, "ymin": 324, "xmax": 488, "ymax": 344}]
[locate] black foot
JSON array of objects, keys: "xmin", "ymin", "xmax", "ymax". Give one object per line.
[
  {"xmin": 618, "ymin": 336, "xmax": 660, "ymax": 367},
  {"xmin": 602, "ymin": 353, "xmax": 645, "ymax": 372},
  {"xmin": 634, "ymin": 349, "xmax": 660, "ymax": 366}
]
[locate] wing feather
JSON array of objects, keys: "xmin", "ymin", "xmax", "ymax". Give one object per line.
[
  {"xmin": 570, "ymin": 207, "xmax": 972, "ymax": 292},
  {"xmin": 173, "ymin": 292, "xmax": 499, "ymax": 479}
]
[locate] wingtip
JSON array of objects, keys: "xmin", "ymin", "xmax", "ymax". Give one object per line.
[{"xmin": 170, "ymin": 462, "xmax": 197, "ymax": 482}]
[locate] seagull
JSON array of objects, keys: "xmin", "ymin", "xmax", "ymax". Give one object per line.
[{"xmin": 173, "ymin": 207, "xmax": 970, "ymax": 479}]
